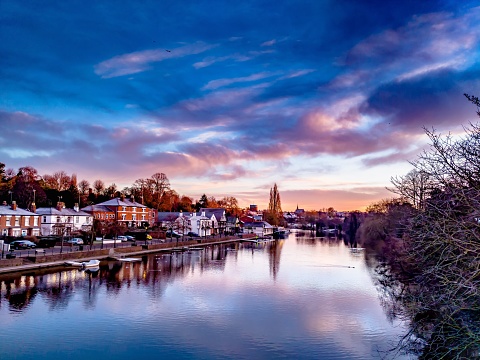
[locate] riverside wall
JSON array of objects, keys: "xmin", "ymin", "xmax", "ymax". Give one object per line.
[{"xmin": 0, "ymin": 235, "xmax": 256, "ymax": 273}]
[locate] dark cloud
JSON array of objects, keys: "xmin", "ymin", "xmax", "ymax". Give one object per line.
[{"xmin": 361, "ymin": 67, "xmax": 480, "ymax": 132}]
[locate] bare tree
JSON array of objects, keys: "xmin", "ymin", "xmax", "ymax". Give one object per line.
[
  {"xmin": 377, "ymin": 97, "xmax": 480, "ymax": 358},
  {"xmin": 93, "ymin": 179, "xmax": 105, "ymax": 195}
]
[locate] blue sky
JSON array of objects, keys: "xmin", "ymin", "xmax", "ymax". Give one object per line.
[{"xmin": 1, "ymin": 1, "xmax": 480, "ymax": 210}]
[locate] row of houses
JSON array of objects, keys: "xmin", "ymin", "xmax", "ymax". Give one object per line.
[{"xmin": 0, "ymin": 196, "xmax": 276, "ymax": 239}]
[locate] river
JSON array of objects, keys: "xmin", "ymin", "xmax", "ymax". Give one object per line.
[{"xmin": 0, "ymin": 231, "xmax": 410, "ymax": 359}]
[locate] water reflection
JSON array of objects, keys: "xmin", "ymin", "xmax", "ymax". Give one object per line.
[{"xmin": 0, "ymin": 234, "xmax": 409, "ymax": 360}]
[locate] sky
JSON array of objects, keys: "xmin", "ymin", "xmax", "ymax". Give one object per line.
[{"xmin": 1, "ymin": 1, "xmax": 480, "ymax": 211}]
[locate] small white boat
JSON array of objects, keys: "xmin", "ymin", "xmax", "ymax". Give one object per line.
[
  {"xmin": 64, "ymin": 260, "xmax": 84, "ymax": 267},
  {"xmin": 82, "ymin": 259, "xmax": 101, "ymax": 268},
  {"xmin": 118, "ymin": 257, "xmax": 142, "ymax": 262}
]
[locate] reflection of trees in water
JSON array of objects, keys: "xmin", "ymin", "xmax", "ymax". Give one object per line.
[
  {"xmin": 368, "ymin": 253, "xmax": 480, "ymax": 359},
  {"xmin": 267, "ymin": 240, "xmax": 284, "ymax": 280}
]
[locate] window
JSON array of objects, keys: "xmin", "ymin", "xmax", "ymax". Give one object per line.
[
  {"xmin": 34, "ymin": 217, "xmax": 39, "ymax": 226},
  {"xmin": 43, "ymin": 216, "xmax": 47, "ymax": 223},
  {"xmin": 6, "ymin": 217, "xmax": 11, "ymax": 226},
  {"xmin": 122, "ymin": 206, "xmax": 126, "ymax": 212},
  {"xmin": 15, "ymin": 217, "xmax": 20, "ymax": 226},
  {"xmin": 142, "ymin": 208, "xmax": 145, "ymax": 213},
  {"xmin": 122, "ymin": 214, "xmax": 126, "ymax": 221},
  {"xmin": 25, "ymin": 217, "xmax": 30, "ymax": 226},
  {"xmin": 76, "ymin": 216, "xmax": 79, "ymax": 223},
  {"xmin": 142, "ymin": 215, "xmax": 145, "ymax": 221},
  {"xmin": 67, "ymin": 217, "xmax": 71, "ymax": 223},
  {"xmin": 132, "ymin": 214, "xmax": 136, "ymax": 221},
  {"xmin": 56, "ymin": 216, "xmax": 61, "ymax": 223},
  {"xmin": 132, "ymin": 207, "xmax": 136, "ymax": 212}
]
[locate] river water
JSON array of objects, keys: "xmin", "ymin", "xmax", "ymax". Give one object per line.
[{"xmin": 0, "ymin": 231, "xmax": 410, "ymax": 360}]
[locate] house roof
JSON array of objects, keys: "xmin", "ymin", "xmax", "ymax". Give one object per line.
[
  {"xmin": 81, "ymin": 205, "xmax": 114, "ymax": 213},
  {"xmin": 226, "ymin": 216, "xmax": 239, "ymax": 223},
  {"xmin": 242, "ymin": 221, "xmax": 273, "ymax": 229},
  {"xmin": 0, "ymin": 205, "xmax": 39, "ymax": 216},
  {"xmin": 36, "ymin": 207, "xmax": 91, "ymax": 216},
  {"xmin": 200, "ymin": 208, "xmax": 225, "ymax": 221},
  {"xmin": 157, "ymin": 212, "xmax": 182, "ymax": 221},
  {"xmin": 98, "ymin": 197, "xmax": 147, "ymax": 208}
]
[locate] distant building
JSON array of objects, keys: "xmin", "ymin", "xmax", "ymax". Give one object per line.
[
  {"xmin": 294, "ymin": 205, "xmax": 305, "ymax": 218},
  {"xmin": 249, "ymin": 204, "xmax": 258, "ymax": 212}
]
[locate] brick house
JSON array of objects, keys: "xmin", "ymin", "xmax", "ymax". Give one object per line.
[
  {"xmin": 0, "ymin": 201, "xmax": 41, "ymax": 237},
  {"xmin": 82, "ymin": 195, "xmax": 155, "ymax": 228}
]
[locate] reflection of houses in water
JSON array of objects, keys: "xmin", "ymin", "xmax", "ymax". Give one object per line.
[
  {"xmin": 0, "ymin": 242, "xmax": 279, "ymax": 312},
  {"xmin": 0, "ymin": 268, "xmax": 98, "ymax": 311}
]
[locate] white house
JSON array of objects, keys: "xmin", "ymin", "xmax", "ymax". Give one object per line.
[
  {"xmin": 36, "ymin": 202, "xmax": 93, "ymax": 236},
  {"xmin": 157, "ymin": 211, "xmax": 215, "ymax": 237},
  {"xmin": 242, "ymin": 221, "xmax": 274, "ymax": 237},
  {"xmin": 200, "ymin": 208, "xmax": 227, "ymax": 235}
]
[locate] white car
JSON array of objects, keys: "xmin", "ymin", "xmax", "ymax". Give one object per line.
[
  {"xmin": 67, "ymin": 238, "xmax": 84, "ymax": 245},
  {"xmin": 117, "ymin": 236, "xmax": 128, "ymax": 242}
]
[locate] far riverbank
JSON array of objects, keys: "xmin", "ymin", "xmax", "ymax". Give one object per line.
[{"xmin": 0, "ymin": 234, "xmax": 257, "ymax": 275}]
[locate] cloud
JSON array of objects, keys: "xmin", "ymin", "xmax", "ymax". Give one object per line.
[
  {"xmin": 94, "ymin": 42, "xmax": 218, "ymax": 78},
  {"xmin": 202, "ymin": 72, "xmax": 277, "ymax": 90},
  {"xmin": 261, "ymin": 39, "xmax": 276, "ymax": 47}
]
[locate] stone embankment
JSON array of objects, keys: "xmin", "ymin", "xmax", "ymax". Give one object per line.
[{"xmin": 0, "ymin": 235, "xmax": 255, "ymax": 275}]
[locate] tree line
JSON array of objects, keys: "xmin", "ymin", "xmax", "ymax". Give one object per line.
[
  {"xmin": 0, "ymin": 167, "xmax": 242, "ymax": 216},
  {"xmin": 352, "ymin": 94, "xmax": 480, "ymax": 359}
]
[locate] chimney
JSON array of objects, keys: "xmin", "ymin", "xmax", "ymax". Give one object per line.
[
  {"xmin": 56, "ymin": 202, "xmax": 63, "ymax": 211},
  {"xmin": 130, "ymin": 195, "xmax": 135, "ymax": 203},
  {"xmin": 11, "ymin": 201, "xmax": 17, "ymax": 211},
  {"xmin": 120, "ymin": 194, "xmax": 125, "ymax": 201},
  {"xmin": 74, "ymin": 203, "xmax": 79, "ymax": 212},
  {"xmin": 31, "ymin": 203, "xmax": 36, "ymax": 213}
]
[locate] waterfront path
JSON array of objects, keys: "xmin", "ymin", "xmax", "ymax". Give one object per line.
[{"xmin": 0, "ymin": 235, "xmax": 258, "ymax": 275}]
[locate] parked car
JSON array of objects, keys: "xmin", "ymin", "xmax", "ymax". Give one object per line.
[
  {"xmin": 125, "ymin": 235, "xmax": 135, "ymax": 241},
  {"xmin": 117, "ymin": 236, "xmax": 128, "ymax": 242},
  {"xmin": 9, "ymin": 240, "xmax": 36, "ymax": 250},
  {"xmin": 146, "ymin": 234, "xmax": 152, "ymax": 240},
  {"xmin": 187, "ymin": 232, "xmax": 199, "ymax": 237},
  {"xmin": 67, "ymin": 238, "xmax": 84, "ymax": 245},
  {"xmin": 166, "ymin": 230, "xmax": 181, "ymax": 238}
]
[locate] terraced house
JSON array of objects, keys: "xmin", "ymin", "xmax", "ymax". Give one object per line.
[
  {"xmin": 0, "ymin": 201, "xmax": 41, "ymax": 237},
  {"xmin": 82, "ymin": 195, "xmax": 155, "ymax": 228},
  {"xmin": 36, "ymin": 202, "xmax": 93, "ymax": 236}
]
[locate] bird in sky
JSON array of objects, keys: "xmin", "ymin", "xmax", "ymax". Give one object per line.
[{"xmin": 165, "ymin": 49, "xmax": 171, "ymax": 52}]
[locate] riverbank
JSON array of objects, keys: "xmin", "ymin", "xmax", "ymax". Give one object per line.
[{"xmin": 0, "ymin": 235, "xmax": 256, "ymax": 275}]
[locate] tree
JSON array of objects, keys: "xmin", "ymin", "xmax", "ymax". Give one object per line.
[
  {"xmin": 93, "ymin": 179, "xmax": 105, "ymax": 195},
  {"xmin": 151, "ymin": 172, "xmax": 170, "ymax": 210},
  {"xmin": 197, "ymin": 194, "xmax": 209, "ymax": 210},
  {"xmin": 266, "ymin": 183, "xmax": 283, "ymax": 226},
  {"xmin": 379, "ymin": 96, "xmax": 480, "ymax": 358},
  {"xmin": 218, "ymin": 196, "xmax": 241, "ymax": 216}
]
